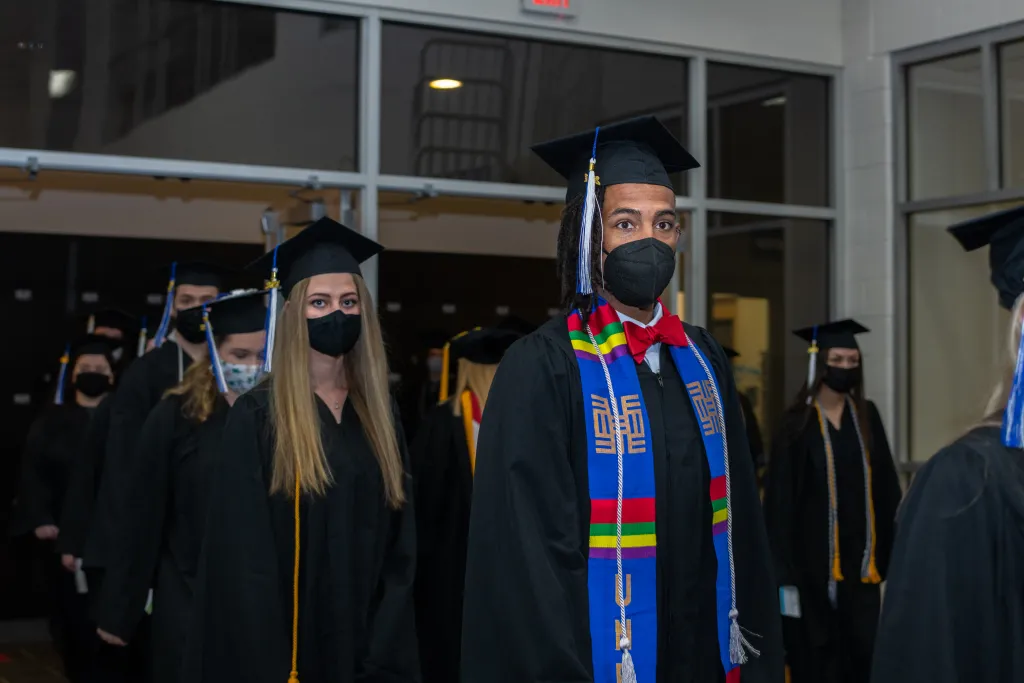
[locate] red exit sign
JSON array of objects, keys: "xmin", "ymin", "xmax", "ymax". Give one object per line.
[{"xmin": 521, "ymin": 0, "xmax": 576, "ymax": 17}]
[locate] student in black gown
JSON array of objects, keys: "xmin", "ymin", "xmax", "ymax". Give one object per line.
[
  {"xmin": 722, "ymin": 347, "xmax": 765, "ymax": 479},
  {"xmin": 762, "ymin": 320, "xmax": 901, "ymax": 683},
  {"xmin": 190, "ymin": 218, "xmax": 418, "ymax": 683},
  {"xmin": 84, "ymin": 262, "xmax": 225, "ymax": 681},
  {"xmin": 872, "ymin": 205, "xmax": 1024, "ymax": 683},
  {"xmin": 84, "ymin": 308, "xmax": 142, "ymax": 375},
  {"xmin": 90, "ymin": 290, "xmax": 266, "ymax": 683},
  {"xmin": 462, "ymin": 117, "xmax": 782, "ymax": 683},
  {"xmin": 12, "ymin": 335, "xmax": 115, "ymax": 682},
  {"xmin": 412, "ymin": 326, "xmax": 522, "ymax": 683}
]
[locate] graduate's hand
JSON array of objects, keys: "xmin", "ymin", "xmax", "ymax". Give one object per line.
[
  {"xmin": 96, "ymin": 628, "xmax": 127, "ymax": 647},
  {"xmin": 34, "ymin": 525, "xmax": 59, "ymax": 541},
  {"xmin": 61, "ymin": 554, "xmax": 78, "ymax": 572}
]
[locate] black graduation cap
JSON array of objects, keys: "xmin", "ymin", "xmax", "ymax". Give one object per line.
[
  {"xmin": 531, "ymin": 115, "xmax": 700, "ymax": 202},
  {"xmin": 450, "ymin": 327, "xmax": 522, "ymax": 365},
  {"xmin": 84, "ymin": 308, "xmax": 137, "ymax": 335},
  {"xmin": 72, "ymin": 333, "xmax": 115, "ymax": 360},
  {"xmin": 722, "ymin": 346, "xmax": 740, "ymax": 359},
  {"xmin": 168, "ymin": 261, "xmax": 232, "ymax": 289},
  {"xmin": 205, "ymin": 289, "xmax": 267, "ymax": 336},
  {"xmin": 792, "ymin": 319, "xmax": 870, "ymax": 351},
  {"xmin": 948, "ymin": 204, "xmax": 1024, "ymax": 310},
  {"xmin": 250, "ymin": 217, "xmax": 384, "ymax": 297}
]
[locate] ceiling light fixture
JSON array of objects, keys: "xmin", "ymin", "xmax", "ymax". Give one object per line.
[
  {"xmin": 49, "ymin": 70, "xmax": 76, "ymax": 98},
  {"xmin": 429, "ymin": 78, "xmax": 463, "ymax": 90}
]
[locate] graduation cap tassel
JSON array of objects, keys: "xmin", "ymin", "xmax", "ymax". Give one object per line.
[
  {"xmin": 137, "ymin": 316, "xmax": 148, "ymax": 358},
  {"xmin": 576, "ymin": 127, "xmax": 601, "ymax": 296},
  {"xmin": 86, "ymin": 315, "xmax": 96, "ymax": 334},
  {"xmin": 262, "ymin": 247, "xmax": 281, "ymax": 375},
  {"xmin": 805, "ymin": 325, "xmax": 819, "ymax": 405},
  {"xmin": 203, "ymin": 304, "xmax": 228, "ymax": 394},
  {"xmin": 154, "ymin": 262, "xmax": 177, "ymax": 348},
  {"xmin": 1001, "ymin": 315, "xmax": 1024, "ymax": 448},
  {"xmin": 53, "ymin": 344, "xmax": 71, "ymax": 406},
  {"xmin": 438, "ymin": 341, "xmax": 451, "ymax": 403}
]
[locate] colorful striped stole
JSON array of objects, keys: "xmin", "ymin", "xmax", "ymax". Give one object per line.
[{"xmin": 569, "ymin": 300, "xmax": 749, "ymax": 683}]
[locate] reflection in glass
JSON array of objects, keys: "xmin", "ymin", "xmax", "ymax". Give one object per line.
[
  {"xmin": 1000, "ymin": 40, "xmax": 1024, "ymax": 189},
  {"xmin": 706, "ymin": 63, "xmax": 831, "ymax": 206},
  {"xmin": 907, "ymin": 204, "xmax": 1021, "ymax": 462},
  {"xmin": 705, "ymin": 213, "xmax": 830, "ymax": 443},
  {"xmin": 380, "ymin": 23, "xmax": 689, "ymax": 190},
  {"xmin": 907, "ymin": 51, "xmax": 986, "ymax": 199},
  {"xmin": 0, "ymin": 0, "xmax": 359, "ymax": 170}
]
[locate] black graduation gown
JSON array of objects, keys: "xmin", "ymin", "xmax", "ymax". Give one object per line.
[
  {"xmin": 93, "ymin": 394, "xmax": 228, "ymax": 683},
  {"xmin": 86, "ymin": 340, "xmax": 192, "ymax": 570},
  {"xmin": 411, "ymin": 400, "xmax": 473, "ymax": 683},
  {"xmin": 762, "ymin": 401, "xmax": 902, "ymax": 683},
  {"xmin": 461, "ymin": 317, "xmax": 783, "ymax": 683},
  {"xmin": 871, "ymin": 426, "xmax": 1024, "ymax": 683},
  {"xmin": 187, "ymin": 385, "xmax": 419, "ymax": 683},
  {"xmin": 57, "ymin": 397, "xmax": 113, "ymax": 559}
]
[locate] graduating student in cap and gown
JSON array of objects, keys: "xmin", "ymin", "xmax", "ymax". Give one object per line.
[
  {"xmin": 722, "ymin": 347, "xmax": 765, "ymax": 478},
  {"xmin": 462, "ymin": 116, "xmax": 783, "ymax": 683},
  {"xmin": 12, "ymin": 335, "xmax": 115, "ymax": 682},
  {"xmin": 761, "ymin": 321, "xmax": 901, "ymax": 683},
  {"xmin": 188, "ymin": 218, "xmax": 418, "ymax": 683},
  {"xmin": 871, "ymin": 205, "xmax": 1024, "ymax": 683},
  {"xmin": 411, "ymin": 326, "xmax": 523, "ymax": 683},
  {"xmin": 90, "ymin": 290, "xmax": 266, "ymax": 683}
]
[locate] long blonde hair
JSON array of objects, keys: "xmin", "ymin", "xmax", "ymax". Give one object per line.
[
  {"xmin": 165, "ymin": 356, "xmax": 218, "ymax": 423},
  {"xmin": 451, "ymin": 358, "xmax": 498, "ymax": 416},
  {"xmin": 268, "ymin": 275, "xmax": 405, "ymax": 508},
  {"xmin": 980, "ymin": 293, "xmax": 1024, "ymax": 427}
]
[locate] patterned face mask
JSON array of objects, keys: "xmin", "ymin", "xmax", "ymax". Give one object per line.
[{"xmin": 221, "ymin": 361, "xmax": 262, "ymax": 395}]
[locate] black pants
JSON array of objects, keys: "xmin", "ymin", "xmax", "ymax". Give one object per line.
[
  {"xmin": 785, "ymin": 582, "xmax": 880, "ymax": 683},
  {"xmin": 47, "ymin": 558, "xmax": 96, "ymax": 682},
  {"xmin": 85, "ymin": 567, "xmax": 152, "ymax": 683}
]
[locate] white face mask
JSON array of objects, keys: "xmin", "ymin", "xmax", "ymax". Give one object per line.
[{"xmin": 222, "ymin": 362, "xmax": 262, "ymax": 395}]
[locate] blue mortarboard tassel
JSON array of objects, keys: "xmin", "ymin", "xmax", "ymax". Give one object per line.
[
  {"xmin": 262, "ymin": 246, "xmax": 281, "ymax": 374},
  {"xmin": 54, "ymin": 344, "xmax": 71, "ymax": 405},
  {"xmin": 576, "ymin": 127, "xmax": 601, "ymax": 296},
  {"xmin": 154, "ymin": 262, "xmax": 177, "ymax": 348},
  {"xmin": 137, "ymin": 315, "xmax": 148, "ymax": 358},
  {"xmin": 805, "ymin": 325, "xmax": 819, "ymax": 405},
  {"xmin": 203, "ymin": 302, "xmax": 229, "ymax": 394},
  {"xmin": 1002, "ymin": 316, "xmax": 1024, "ymax": 447}
]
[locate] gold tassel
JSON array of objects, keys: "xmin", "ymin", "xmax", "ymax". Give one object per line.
[
  {"xmin": 832, "ymin": 523, "xmax": 844, "ymax": 582},
  {"xmin": 438, "ymin": 342, "xmax": 451, "ymax": 403}
]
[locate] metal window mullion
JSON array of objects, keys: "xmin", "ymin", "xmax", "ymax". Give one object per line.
[
  {"xmin": 686, "ymin": 55, "xmax": 708, "ymax": 328},
  {"xmin": 981, "ymin": 42, "xmax": 1002, "ymax": 191},
  {"xmin": 359, "ymin": 13, "xmax": 383, "ymax": 301}
]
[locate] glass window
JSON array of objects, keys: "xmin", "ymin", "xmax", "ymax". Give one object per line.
[
  {"xmin": 907, "ymin": 51, "xmax": 986, "ymax": 200},
  {"xmin": 706, "ymin": 63, "xmax": 831, "ymax": 206},
  {"xmin": 380, "ymin": 23, "xmax": 689, "ymax": 191},
  {"xmin": 0, "ymin": 0, "xmax": 359, "ymax": 170},
  {"xmin": 705, "ymin": 213, "xmax": 830, "ymax": 442},
  {"xmin": 1000, "ymin": 40, "xmax": 1024, "ymax": 189},
  {"xmin": 907, "ymin": 203, "xmax": 1020, "ymax": 462}
]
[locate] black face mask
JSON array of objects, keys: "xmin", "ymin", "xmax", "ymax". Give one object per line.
[
  {"xmin": 602, "ymin": 238, "xmax": 676, "ymax": 308},
  {"xmin": 307, "ymin": 311, "xmax": 361, "ymax": 358},
  {"xmin": 822, "ymin": 366, "xmax": 860, "ymax": 394},
  {"xmin": 175, "ymin": 307, "xmax": 206, "ymax": 345},
  {"xmin": 75, "ymin": 372, "xmax": 112, "ymax": 398}
]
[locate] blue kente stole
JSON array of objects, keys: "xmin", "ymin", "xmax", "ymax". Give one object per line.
[{"xmin": 568, "ymin": 301, "xmax": 740, "ymax": 683}]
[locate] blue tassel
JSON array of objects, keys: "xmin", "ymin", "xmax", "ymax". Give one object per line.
[
  {"xmin": 154, "ymin": 262, "xmax": 177, "ymax": 348},
  {"xmin": 1002, "ymin": 317, "xmax": 1024, "ymax": 447},
  {"xmin": 262, "ymin": 246, "xmax": 281, "ymax": 374},
  {"xmin": 203, "ymin": 304, "xmax": 228, "ymax": 394},
  {"xmin": 576, "ymin": 127, "xmax": 601, "ymax": 296},
  {"xmin": 54, "ymin": 344, "xmax": 71, "ymax": 405},
  {"xmin": 137, "ymin": 315, "xmax": 148, "ymax": 358}
]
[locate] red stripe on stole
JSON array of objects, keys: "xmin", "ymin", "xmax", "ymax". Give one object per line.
[
  {"xmin": 726, "ymin": 667, "xmax": 741, "ymax": 683},
  {"xmin": 590, "ymin": 497, "xmax": 656, "ymax": 524},
  {"xmin": 709, "ymin": 474, "xmax": 727, "ymax": 501}
]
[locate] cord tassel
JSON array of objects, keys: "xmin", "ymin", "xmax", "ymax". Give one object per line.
[
  {"xmin": 576, "ymin": 127, "xmax": 601, "ymax": 296},
  {"xmin": 86, "ymin": 315, "xmax": 96, "ymax": 334},
  {"xmin": 137, "ymin": 315, "xmax": 148, "ymax": 358},
  {"xmin": 53, "ymin": 344, "xmax": 71, "ymax": 405},
  {"xmin": 203, "ymin": 304, "xmax": 228, "ymax": 394},
  {"xmin": 438, "ymin": 342, "xmax": 451, "ymax": 403},
  {"xmin": 805, "ymin": 325, "xmax": 818, "ymax": 405},
  {"xmin": 154, "ymin": 262, "xmax": 177, "ymax": 348},
  {"xmin": 619, "ymin": 641, "xmax": 638, "ymax": 683},
  {"xmin": 262, "ymin": 247, "xmax": 280, "ymax": 374}
]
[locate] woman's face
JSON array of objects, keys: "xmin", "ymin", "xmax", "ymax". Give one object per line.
[
  {"xmin": 73, "ymin": 353, "xmax": 113, "ymax": 381},
  {"xmin": 305, "ymin": 273, "xmax": 360, "ymax": 319},
  {"xmin": 218, "ymin": 331, "xmax": 266, "ymax": 366},
  {"xmin": 825, "ymin": 347, "xmax": 861, "ymax": 369}
]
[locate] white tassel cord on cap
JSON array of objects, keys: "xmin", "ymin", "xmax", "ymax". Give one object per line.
[
  {"xmin": 805, "ymin": 325, "xmax": 819, "ymax": 405},
  {"xmin": 688, "ymin": 334, "xmax": 760, "ymax": 666},
  {"xmin": 262, "ymin": 247, "xmax": 281, "ymax": 375},
  {"xmin": 576, "ymin": 127, "xmax": 602, "ymax": 296},
  {"xmin": 137, "ymin": 316, "xmax": 148, "ymax": 358},
  {"xmin": 585, "ymin": 322, "xmax": 637, "ymax": 683}
]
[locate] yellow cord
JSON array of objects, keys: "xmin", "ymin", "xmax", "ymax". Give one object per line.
[
  {"xmin": 460, "ymin": 390, "xmax": 476, "ymax": 476},
  {"xmin": 847, "ymin": 401, "xmax": 882, "ymax": 584},
  {"xmin": 814, "ymin": 404, "xmax": 845, "ymax": 583},
  {"xmin": 288, "ymin": 467, "xmax": 300, "ymax": 683},
  {"xmin": 438, "ymin": 342, "xmax": 451, "ymax": 403}
]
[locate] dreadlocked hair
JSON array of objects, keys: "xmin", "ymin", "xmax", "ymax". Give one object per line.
[{"xmin": 555, "ymin": 186, "xmax": 606, "ymax": 321}]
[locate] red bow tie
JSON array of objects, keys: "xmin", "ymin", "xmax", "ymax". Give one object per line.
[{"xmin": 623, "ymin": 312, "xmax": 688, "ymax": 364}]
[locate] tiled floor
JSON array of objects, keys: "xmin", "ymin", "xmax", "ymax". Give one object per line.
[{"xmin": 0, "ymin": 643, "xmax": 66, "ymax": 683}]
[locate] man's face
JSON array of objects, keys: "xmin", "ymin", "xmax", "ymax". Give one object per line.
[
  {"xmin": 174, "ymin": 284, "xmax": 219, "ymax": 314},
  {"xmin": 600, "ymin": 183, "xmax": 680, "ymax": 259}
]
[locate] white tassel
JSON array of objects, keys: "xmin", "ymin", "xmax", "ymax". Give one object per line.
[
  {"xmin": 263, "ymin": 285, "xmax": 278, "ymax": 374},
  {"xmin": 805, "ymin": 340, "xmax": 818, "ymax": 405},
  {"xmin": 577, "ymin": 160, "xmax": 598, "ymax": 296},
  {"xmin": 619, "ymin": 639, "xmax": 638, "ymax": 683},
  {"xmin": 729, "ymin": 609, "xmax": 758, "ymax": 665},
  {"xmin": 137, "ymin": 317, "xmax": 148, "ymax": 358}
]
